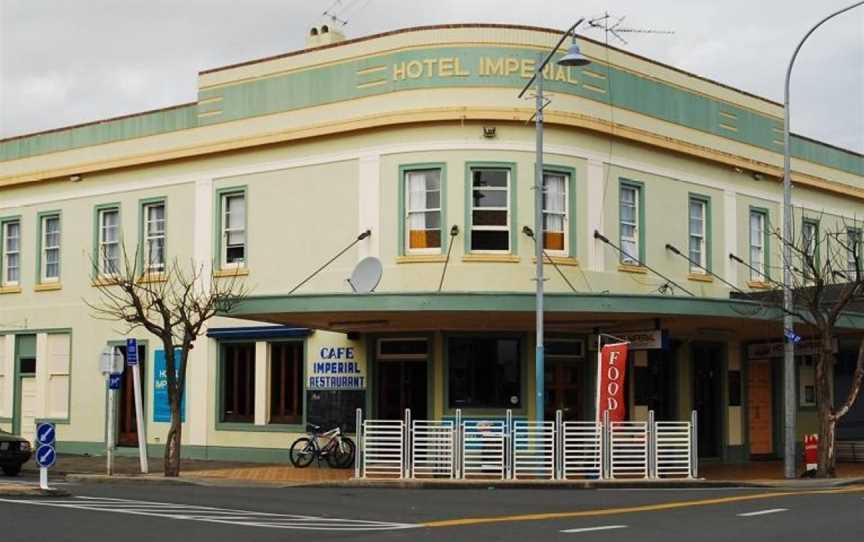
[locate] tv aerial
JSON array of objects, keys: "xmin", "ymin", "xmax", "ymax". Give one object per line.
[
  {"xmin": 347, "ymin": 256, "xmax": 383, "ymax": 294},
  {"xmin": 321, "ymin": 0, "xmax": 372, "ymax": 28},
  {"xmin": 586, "ymin": 12, "xmax": 675, "ymax": 45}
]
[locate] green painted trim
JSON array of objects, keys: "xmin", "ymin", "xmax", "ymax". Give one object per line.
[
  {"xmin": 543, "ymin": 164, "xmax": 578, "ymax": 257},
  {"xmin": 34, "ymin": 210, "xmax": 62, "ymax": 285},
  {"xmin": 749, "ymin": 206, "xmax": 771, "ymax": 280},
  {"xmin": 464, "ymin": 161, "xmax": 518, "ymax": 254},
  {"xmin": 137, "ymin": 197, "xmax": 167, "ymax": 274},
  {"xmin": 619, "ymin": 178, "xmax": 645, "ymax": 263},
  {"xmin": 215, "ymin": 422, "xmax": 305, "ymax": 433},
  {"xmin": 0, "ymin": 327, "xmax": 73, "ymax": 336},
  {"xmin": 688, "ymin": 194, "xmax": 712, "ymax": 272},
  {"xmin": 11, "ymin": 334, "xmax": 36, "ymax": 435},
  {"xmin": 0, "ymin": 215, "xmax": 22, "ymax": 286},
  {"xmin": 92, "ymin": 203, "xmax": 121, "ymax": 279},
  {"xmin": 213, "ymin": 186, "xmax": 248, "ymax": 271},
  {"xmin": 397, "ymin": 162, "xmax": 448, "ymax": 257}
]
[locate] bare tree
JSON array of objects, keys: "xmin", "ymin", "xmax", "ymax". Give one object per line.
[
  {"xmin": 87, "ymin": 245, "xmax": 249, "ymax": 476},
  {"xmin": 766, "ymin": 216, "xmax": 864, "ymax": 477}
]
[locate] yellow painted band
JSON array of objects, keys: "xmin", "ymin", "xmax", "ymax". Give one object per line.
[{"xmin": 422, "ymin": 485, "xmax": 864, "ymax": 528}]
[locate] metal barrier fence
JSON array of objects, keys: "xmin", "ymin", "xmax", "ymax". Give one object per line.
[{"xmin": 355, "ymin": 409, "xmax": 697, "ymax": 480}]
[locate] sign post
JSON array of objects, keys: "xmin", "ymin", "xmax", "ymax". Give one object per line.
[
  {"xmin": 35, "ymin": 422, "xmax": 56, "ymax": 490},
  {"xmin": 101, "ymin": 347, "xmax": 124, "ymax": 476},
  {"xmin": 126, "ymin": 338, "xmax": 149, "ymax": 474}
]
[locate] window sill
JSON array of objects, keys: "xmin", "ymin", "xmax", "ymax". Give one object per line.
[
  {"xmin": 462, "ymin": 254, "xmax": 520, "ymax": 263},
  {"xmin": 137, "ymin": 272, "xmax": 167, "ymax": 284},
  {"xmin": 216, "ymin": 422, "xmax": 304, "ymax": 433},
  {"xmin": 746, "ymin": 280, "xmax": 773, "ymax": 290},
  {"xmin": 617, "ymin": 264, "xmax": 647, "ymax": 274},
  {"xmin": 91, "ymin": 276, "xmax": 120, "ymax": 287},
  {"xmin": 35, "ymin": 282, "xmax": 62, "ymax": 292},
  {"xmin": 687, "ymin": 273, "xmax": 713, "ymax": 283},
  {"xmin": 0, "ymin": 285, "xmax": 22, "ymax": 295},
  {"xmin": 396, "ymin": 254, "xmax": 447, "ymax": 264},
  {"xmin": 214, "ymin": 267, "xmax": 249, "ymax": 278},
  {"xmin": 532, "ymin": 256, "xmax": 580, "ymax": 267}
]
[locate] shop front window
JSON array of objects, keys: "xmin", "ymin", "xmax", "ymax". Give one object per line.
[
  {"xmin": 448, "ymin": 337, "xmax": 520, "ymax": 408},
  {"xmin": 221, "ymin": 342, "xmax": 255, "ymax": 422}
]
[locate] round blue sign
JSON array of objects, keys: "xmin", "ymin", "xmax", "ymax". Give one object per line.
[
  {"xmin": 36, "ymin": 422, "xmax": 55, "ymax": 446},
  {"xmin": 36, "ymin": 444, "xmax": 56, "ymax": 469}
]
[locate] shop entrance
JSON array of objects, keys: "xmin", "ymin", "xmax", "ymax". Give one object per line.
[
  {"xmin": 117, "ymin": 343, "xmax": 146, "ymax": 447},
  {"xmin": 691, "ymin": 343, "xmax": 723, "ymax": 458},
  {"xmin": 376, "ymin": 361, "xmax": 427, "ymax": 420},
  {"xmin": 748, "ymin": 359, "xmax": 773, "ymax": 455},
  {"xmin": 544, "ymin": 361, "xmax": 583, "ymax": 421}
]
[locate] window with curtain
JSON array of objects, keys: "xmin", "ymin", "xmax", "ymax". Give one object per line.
[
  {"xmin": 144, "ymin": 203, "xmax": 166, "ymax": 272},
  {"xmin": 98, "ymin": 208, "xmax": 120, "ymax": 276},
  {"xmin": 470, "ymin": 168, "xmax": 510, "ymax": 252},
  {"xmin": 221, "ymin": 193, "xmax": 246, "ymax": 266},
  {"xmin": 543, "ymin": 172, "xmax": 568, "ymax": 254},
  {"xmin": 405, "ymin": 169, "xmax": 442, "ymax": 252},
  {"xmin": 688, "ymin": 198, "xmax": 706, "ymax": 273},
  {"xmin": 2, "ymin": 220, "xmax": 20, "ymax": 285},
  {"xmin": 749, "ymin": 211, "xmax": 766, "ymax": 281},
  {"xmin": 41, "ymin": 215, "xmax": 61, "ymax": 282},
  {"xmin": 619, "ymin": 185, "xmax": 640, "ymax": 264},
  {"xmin": 848, "ymin": 228, "xmax": 861, "ymax": 275}
]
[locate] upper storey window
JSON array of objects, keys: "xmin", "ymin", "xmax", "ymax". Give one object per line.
[
  {"xmin": 404, "ymin": 169, "xmax": 442, "ymax": 254},
  {"xmin": 619, "ymin": 182, "xmax": 642, "ymax": 265},
  {"xmin": 98, "ymin": 207, "xmax": 120, "ymax": 277},
  {"xmin": 40, "ymin": 214, "xmax": 61, "ymax": 282},
  {"xmin": 542, "ymin": 172, "xmax": 568, "ymax": 255},
  {"xmin": 688, "ymin": 197, "xmax": 707, "ymax": 273},
  {"xmin": 2, "ymin": 219, "xmax": 21, "ymax": 286},
  {"xmin": 470, "ymin": 167, "xmax": 511, "ymax": 253},
  {"xmin": 143, "ymin": 202, "xmax": 166, "ymax": 273},
  {"xmin": 220, "ymin": 191, "xmax": 247, "ymax": 268},
  {"xmin": 749, "ymin": 209, "xmax": 768, "ymax": 282}
]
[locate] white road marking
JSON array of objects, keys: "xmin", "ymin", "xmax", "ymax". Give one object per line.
[
  {"xmin": 0, "ymin": 496, "xmax": 419, "ymax": 531},
  {"xmin": 561, "ymin": 525, "xmax": 628, "ymax": 533},
  {"xmin": 737, "ymin": 508, "xmax": 789, "ymax": 517}
]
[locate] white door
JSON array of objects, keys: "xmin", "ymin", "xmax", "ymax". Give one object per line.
[{"xmin": 20, "ymin": 377, "xmax": 37, "ymax": 445}]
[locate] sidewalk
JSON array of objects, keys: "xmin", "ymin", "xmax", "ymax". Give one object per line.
[{"xmin": 15, "ymin": 454, "xmax": 864, "ymax": 489}]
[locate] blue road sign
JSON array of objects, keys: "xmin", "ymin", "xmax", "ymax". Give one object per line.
[
  {"xmin": 36, "ymin": 422, "xmax": 55, "ymax": 446},
  {"xmin": 109, "ymin": 374, "xmax": 122, "ymax": 390},
  {"xmin": 36, "ymin": 444, "xmax": 56, "ymax": 469},
  {"xmin": 126, "ymin": 338, "xmax": 138, "ymax": 366}
]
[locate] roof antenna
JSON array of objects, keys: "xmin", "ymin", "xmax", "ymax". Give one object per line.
[{"xmin": 586, "ymin": 11, "xmax": 675, "ymax": 45}]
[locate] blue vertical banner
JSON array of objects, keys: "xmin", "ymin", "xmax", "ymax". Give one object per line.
[{"xmin": 153, "ymin": 348, "xmax": 186, "ymax": 423}]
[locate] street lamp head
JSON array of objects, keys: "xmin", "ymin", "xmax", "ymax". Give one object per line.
[{"xmin": 557, "ymin": 41, "xmax": 591, "ymax": 67}]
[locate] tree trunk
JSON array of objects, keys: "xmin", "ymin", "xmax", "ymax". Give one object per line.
[
  {"xmin": 163, "ymin": 393, "xmax": 183, "ymax": 477},
  {"xmin": 815, "ymin": 332, "xmax": 837, "ymax": 477}
]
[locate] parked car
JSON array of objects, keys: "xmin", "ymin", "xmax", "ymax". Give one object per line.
[{"xmin": 0, "ymin": 429, "xmax": 32, "ymax": 476}]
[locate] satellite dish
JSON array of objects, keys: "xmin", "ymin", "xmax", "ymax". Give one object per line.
[{"xmin": 348, "ymin": 257, "xmax": 382, "ymax": 293}]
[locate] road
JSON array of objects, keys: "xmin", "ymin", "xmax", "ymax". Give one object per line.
[{"xmin": 1, "ymin": 478, "xmax": 862, "ymax": 541}]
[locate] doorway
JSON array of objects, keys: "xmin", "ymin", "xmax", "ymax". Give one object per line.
[
  {"xmin": 116, "ymin": 343, "xmax": 146, "ymax": 447},
  {"xmin": 748, "ymin": 359, "xmax": 773, "ymax": 455},
  {"xmin": 544, "ymin": 361, "xmax": 583, "ymax": 421},
  {"xmin": 691, "ymin": 343, "xmax": 723, "ymax": 458},
  {"xmin": 376, "ymin": 361, "xmax": 427, "ymax": 420}
]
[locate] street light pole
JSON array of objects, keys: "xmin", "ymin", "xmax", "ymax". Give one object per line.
[
  {"xmin": 519, "ymin": 21, "xmax": 590, "ymax": 422},
  {"xmin": 782, "ymin": 0, "xmax": 864, "ymax": 479}
]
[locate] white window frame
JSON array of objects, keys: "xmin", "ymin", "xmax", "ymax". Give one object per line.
[
  {"xmin": 688, "ymin": 198, "xmax": 707, "ymax": 274},
  {"xmin": 542, "ymin": 172, "xmax": 569, "ymax": 256},
  {"xmin": 470, "ymin": 168, "xmax": 511, "ymax": 254},
  {"xmin": 2, "ymin": 220, "xmax": 21, "ymax": 286},
  {"xmin": 848, "ymin": 228, "xmax": 861, "ymax": 276},
  {"xmin": 404, "ymin": 169, "xmax": 442, "ymax": 255},
  {"xmin": 143, "ymin": 202, "xmax": 166, "ymax": 273},
  {"xmin": 41, "ymin": 215, "xmax": 61, "ymax": 283},
  {"xmin": 98, "ymin": 208, "xmax": 120, "ymax": 278},
  {"xmin": 619, "ymin": 184, "xmax": 640, "ymax": 264},
  {"xmin": 749, "ymin": 211, "xmax": 766, "ymax": 282},
  {"xmin": 221, "ymin": 192, "xmax": 246, "ymax": 268}
]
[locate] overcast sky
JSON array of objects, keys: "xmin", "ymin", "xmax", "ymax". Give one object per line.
[{"xmin": 1, "ymin": 0, "xmax": 862, "ymax": 153}]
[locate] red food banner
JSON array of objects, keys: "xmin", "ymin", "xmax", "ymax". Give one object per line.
[{"xmin": 596, "ymin": 342, "xmax": 629, "ymax": 422}]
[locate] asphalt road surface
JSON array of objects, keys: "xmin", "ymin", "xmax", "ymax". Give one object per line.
[{"xmin": 2, "ymin": 480, "xmax": 863, "ymax": 541}]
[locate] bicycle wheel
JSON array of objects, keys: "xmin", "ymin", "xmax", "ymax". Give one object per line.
[
  {"xmin": 289, "ymin": 437, "xmax": 316, "ymax": 468},
  {"xmin": 332, "ymin": 437, "xmax": 356, "ymax": 469}
]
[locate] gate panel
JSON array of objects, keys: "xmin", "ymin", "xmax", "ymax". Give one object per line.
[
  {"xmin": 562, "ymin": 421, "xmax": 602, "ymax": 479},
  {"xmin": 462, "ymin": 421, "xmax": 505, "ymax": 479},
  {"xmin": 610, "ymin": 421, "xmax": 648, "ymax": 479},
  {"xmin": 361, "ymin": 419, "xmax": 404, "ymax": 479},
  {"xmin": 411, "ymin": 420, "xmax": 455, "ymax": 478},
  {"xmin": 512, "ymin": 421, "xmax": 556, "ymax": 479},
  {"xmin": 654, "ymin": 421, "xmax": 692, "ymax": 478}
]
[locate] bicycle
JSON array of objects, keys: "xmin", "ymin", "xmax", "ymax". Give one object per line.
[{"xmin": 289, "ymin": 423, "xmax": 356, "ymax": 469}]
